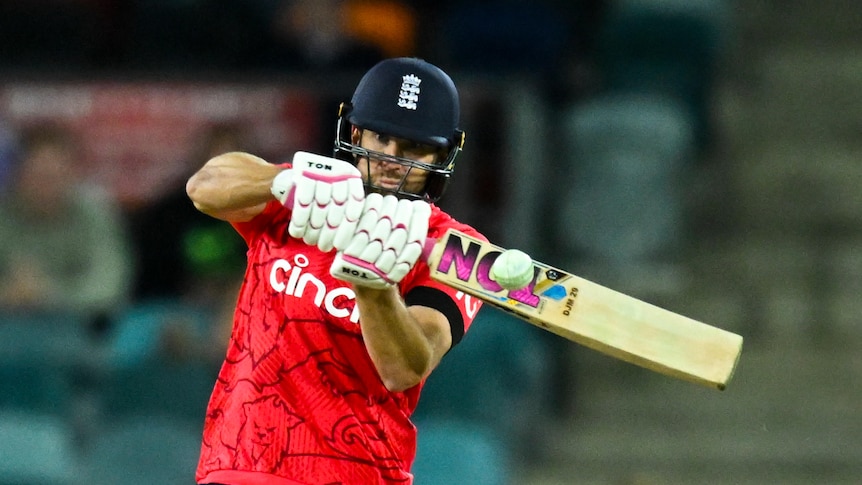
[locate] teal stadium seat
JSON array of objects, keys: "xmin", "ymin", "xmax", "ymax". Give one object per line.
[
  {"xmin": 412, "ymin": 419, "xmax": 511, "ymax": 485},
  {"xmin": 595, "ymin": 0, "xmax": 732, "ymax": 148},
  {"xmin": 0, "ymin": 311, "xmax": 94, "ymax": 416},
  {"xmin": 413, "ymin": 308, "xmax": 551, "ymax": 438},
  {"xmin": 100, "ymin": 356, "xmax": 216, "ymax": 424},
  {"xmin": 411, "ymin": 308, "xmax": 553, "ymax": 482},
  {"xmin": 558, "ymin": 93, "xmax": 695, "ymax": 293},
  {"xmin": 80, "ymin": 414, "xmax": 201, "ymax": 485},
  {"xmin": 105, "ymin": 300, "xmax": 211, "ymax": 369},
  {"xmin": 100, "ymin": 301, "xmax": 218, "ymax": 423},
  {"xmin": 0, "ymin": 411, "xmax": 78, "ymax": 485}
]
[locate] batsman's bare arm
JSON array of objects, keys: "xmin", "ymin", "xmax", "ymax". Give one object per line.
[
  {"xmin": 186, "ymin": 151, "xmax": 281, "ymax": 222},
  {"xmin": 186, "ymin": 151, "xmax": 453, "ymax": 392},
  {"xmin": 353, "ymin": 285, "xmax": 453, "ymax": 392}
]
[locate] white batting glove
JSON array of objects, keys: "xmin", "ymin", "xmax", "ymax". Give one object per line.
[
  {"xmin": 330, "ymin": 193, "xmax": 431, "ymax": 289},
  {"xmin": 270, "ymin": 151, "xmax": 365, "ymax": 252}
]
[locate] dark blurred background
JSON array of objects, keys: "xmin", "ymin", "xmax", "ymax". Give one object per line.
[{"xmin": 0, "ymin": 0, "xmax": 860, "ymax": 484}]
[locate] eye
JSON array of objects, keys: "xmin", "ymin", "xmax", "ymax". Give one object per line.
[
  {"xmin": 403, "ymin": 143, "xmax": 437, "ymax": 159},
  {"xmin": 375, "ymin": 133, "xmax": 391, "ymax": 145}
]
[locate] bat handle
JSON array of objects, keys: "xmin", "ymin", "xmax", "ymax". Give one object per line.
[{"xmin": 421, "ymin": 238, "xmax": 437, "ymax": 262}]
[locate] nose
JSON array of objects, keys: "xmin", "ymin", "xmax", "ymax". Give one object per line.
[{"xmin": 374, "ymin": 142, "xmax": 407, "ymax": 172}]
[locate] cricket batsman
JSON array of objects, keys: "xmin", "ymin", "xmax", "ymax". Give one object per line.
[{"xmin": 186, "ymin": 57, "xmax": 485, "ymax": 484}]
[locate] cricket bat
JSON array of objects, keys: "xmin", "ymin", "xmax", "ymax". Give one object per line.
[{"xmin": 423, "ymin": 229, "xmax": 743, "ymax": 391}]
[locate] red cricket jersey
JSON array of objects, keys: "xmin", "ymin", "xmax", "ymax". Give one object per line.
[{"xmin": 196, "ymin": 198, "xmax": 484, "ymax": 485}]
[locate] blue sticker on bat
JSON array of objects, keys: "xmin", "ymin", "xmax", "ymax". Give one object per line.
[{"xmin": 542, "ymin": 285, "xmax": 567, "ymax": 301}]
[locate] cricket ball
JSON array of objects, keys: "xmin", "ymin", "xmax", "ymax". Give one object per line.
[{"xmin": 490, "ymin": 249, "xmax": 534, "ymax": 290}]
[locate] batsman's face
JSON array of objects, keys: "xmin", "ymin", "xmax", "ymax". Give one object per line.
[{"xmin": 352, "ymin": 127, "xmax": 440, "ymax": 196}]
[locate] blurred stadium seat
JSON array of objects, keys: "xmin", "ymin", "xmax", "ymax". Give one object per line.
[
  {"xmin": 558, "ymin": 92, "xmax": 695, "ymax": 293},
  {"xmin": 0, "ymin": 360, "xmax": 72, "ymax": 416},
  {"xmin": 99, "ymin": 300, "xmax": 218, "ymax": 423},
  {"xmin": 413, "ymin": 308, "xmax": 551, "ymax": 436},
  {"xmin": 437, "ymin": 1, "xmax": 569, "ymax": 75},
  {"xmin": 411, "ymin": 307, "xmax": 552, "ymax": 478},
  {"xmin": 412, "ymin": 418, "xmax": 512, "ymax": 485},
  {"xmin": 104, "ymin": 299, "xmax": 210, "ymax": 369},
  {"xmin": 0, "ymin": 311, "xmax": 96, "ymax": 416},
  {"xmin": 80, "ymin": 414, "xmax": 201, "ymax": 485},
  {"xmin": 100, "ymin": 356, "xmax": 215, "ymax": 424},
  {"xmin": 0, "ymin": 410, "xmax": 78, "ymax": 485},
  {"xmin": 594, "ymin": 0, "xmax": 732, "ymax": 148}
]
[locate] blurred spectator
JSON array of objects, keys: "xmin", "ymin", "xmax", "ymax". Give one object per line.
[
  {"xmin": 0, "ymin": 0, "xmax": 107, "ymax": 70},
  {"xmin": 342, "ymin": 0, "xmax": 417, "ymax": 58},
  {"xmin": 0, "ymin": 122, "xmax": 134, "ymax": 319},
  {"xmin": 121, "ymin": 0, "xmax": 242, "ymax": 70},
  {"xmin": 247, "ymin": 0, "xmax": 387, "ymax": 71},
  {"xmin": 117, "ymin": 122, "xmax": 248, "ymax": 369},
  {"xmin": 129, "ymin": 122, "xmax": 248, "ymax": 301},
  {"xmin": 0, "ymin": 120, "xmax": 18, "ymax": 194},
  {"xmin": 435, "ymin": 0, "xmax": 570, "ymax": 78}
]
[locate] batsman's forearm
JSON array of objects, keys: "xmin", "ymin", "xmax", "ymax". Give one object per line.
[
  {"xmin": 353, "ymin": 285, "xmax": 437, "ymax": 392},
  {"xmin": 186, "ymin": 151, "xmax": 281, "ymax": 220}
]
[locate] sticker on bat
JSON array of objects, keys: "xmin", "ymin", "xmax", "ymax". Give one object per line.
[{"xmin": 434, "ymin": 233, "xmax": 541, "ymax": 308}]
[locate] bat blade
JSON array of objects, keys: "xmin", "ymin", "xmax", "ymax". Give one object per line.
[{"xmin": 425, "ymin": 229, "xmax": 743, "ymax": 391}]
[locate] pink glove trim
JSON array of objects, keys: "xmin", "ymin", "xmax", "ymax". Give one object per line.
[
  {"xmin": 301, "ymin": 171, "xmax": 362, "ymax": 184},
  {"xmin": 284, "ymin": 186, "xmax": 296, "ymax": 209},
  {"xmin": 341, "ymin": 254, "xmax": 397, "ymax": 285}
]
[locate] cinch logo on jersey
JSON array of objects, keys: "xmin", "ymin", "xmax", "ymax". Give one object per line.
[
  {"xmin": 269, "ymin": 254, "xmax": 361, "ymax": 324},
  {"xmin": 398, "ymin": 74, "xmax": 421, "ymax": 110}
]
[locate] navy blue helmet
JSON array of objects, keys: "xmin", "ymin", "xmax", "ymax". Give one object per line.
[{"xmin": 334, "ymin": 57, "xmax": 465, "ymax": 202}]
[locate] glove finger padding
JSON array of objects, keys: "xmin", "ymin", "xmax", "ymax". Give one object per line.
[
  {"xmin": 399, "ymin": 200, "xmax": 430, "ymax": 265},
  {"xmin": 285, "ymin": 152, "xmax": 365, "ymax": 252},
  {"xmin": 271, "ymin": 168, "xmax": 296, "ymax": 206},
  {"xmin": 330, "ymin": 194, "xmax": 431, "ymax": 288}
]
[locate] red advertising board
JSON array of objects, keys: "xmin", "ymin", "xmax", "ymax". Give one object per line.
[{"xmin": 0, "ymin": 81, "xmax": 321, "ymax": 208}]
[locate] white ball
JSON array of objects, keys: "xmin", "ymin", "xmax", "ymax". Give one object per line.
[{"xmin": 490, "ymin": 249, "xmax": 534, "ymax": 290}]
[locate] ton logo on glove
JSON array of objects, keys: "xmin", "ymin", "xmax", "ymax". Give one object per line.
[
  {"xmin": 304, "ymin": 160, "xmax": 333, "ymax": 171},
  {"xmin": 271, "ymin": 151, "xmax": 366, "ymax": 253},
  {"xmin": 339, "ymin": 266, "xmax": 373, "ymax": 280}
]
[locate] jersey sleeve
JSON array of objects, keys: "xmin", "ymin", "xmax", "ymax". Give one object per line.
[
  {"xmin": 231, "ymin": 199, "xmax": 286, "ymax": 247},
  {"xmin": 400, "ymin": 210, "xmax": 485, "ymax": 348}
]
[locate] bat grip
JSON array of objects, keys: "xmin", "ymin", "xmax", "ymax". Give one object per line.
[{"xmin": 421, "ymin": 238, "xmax": 437, "ymax": 262}]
